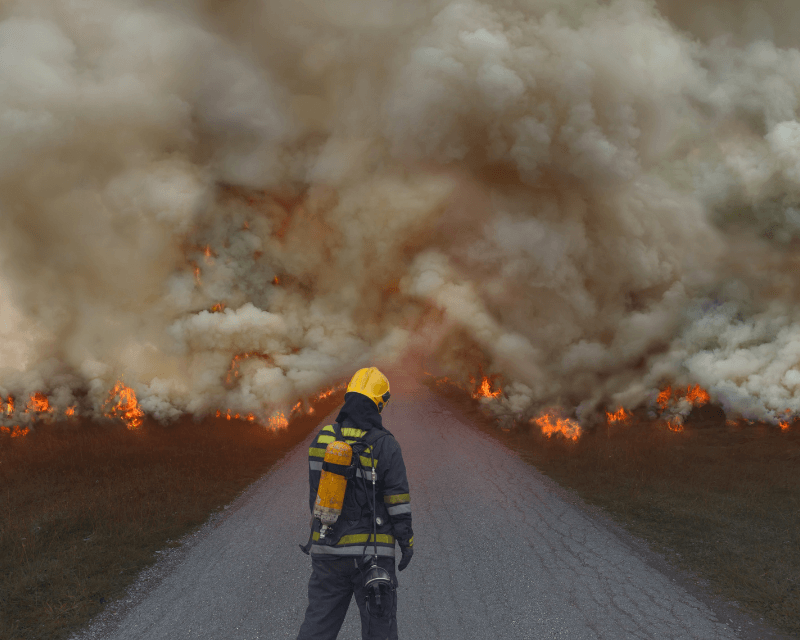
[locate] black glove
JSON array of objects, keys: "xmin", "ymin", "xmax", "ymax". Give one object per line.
[{"xmin": 398, "ymin": 545, "xmax": 413, "ymax": 571}]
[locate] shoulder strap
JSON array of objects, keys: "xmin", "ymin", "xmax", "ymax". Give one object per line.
[
  {"xmin": 362, "ymin": 427, "xmax": 393, "ymax": 446},
  {"xmin": 335, "ymin": 420, "xmax": 392, "ymax": 446},
  {"xmin": 333, "ymin": 421, "xmax": 394, "ymax": 469},
  {"xmin": 359, "ymin": 429, "xmax": 393, "ymax": 474},
  {"xmin": 327, "ymin": 422, "xmax": 357, "ymax": 481}
]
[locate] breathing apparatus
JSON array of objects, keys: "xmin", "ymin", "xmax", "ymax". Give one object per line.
[
  {"xmin": 313, "ymin": 439, "xmax": 353, "ymax": 540},
  {"xmin": 298, "ymin": 433, "xmax": 356, "ymax": 554}
]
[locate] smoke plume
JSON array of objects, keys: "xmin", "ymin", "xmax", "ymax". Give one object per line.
[{"xmin": 3, "ymin": 0, "xmax": 800, "ymax": 426}]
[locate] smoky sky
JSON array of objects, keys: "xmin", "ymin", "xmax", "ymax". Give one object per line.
[{"xmin": 3, "ymin": 0, "xmax": 800, "ymax": 426}]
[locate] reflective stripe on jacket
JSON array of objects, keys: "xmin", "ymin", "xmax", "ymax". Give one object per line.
[{"xmin": 308, "ymin": 419, "xmax": 413, "ymax": 557}]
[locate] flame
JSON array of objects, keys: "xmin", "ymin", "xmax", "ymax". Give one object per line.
[
  {"xmin": 224, "ymin": 352, "xmax": 271, "ymax": 386},
  {"xmin": 654, "ymin": 384, "xmax": 711, "ymax": 431},
  {"xmin": 192, "ymin": 263, "xmax": 201, "ymax": 285},
  {"xmin": 27, "ymin": 392, "xmax": 52, "ymax": 414},
  {"xmin": 272, "ymin": 276, "xmax": 280, "ymax": 285},
  {"xmin": 103, "ymin": 382, "xmax": 144, "ymax": 429},
  {"xmin": 531, "ymin": 411, "xmax": 582, "ymax": 441},
  {"xmin": 471, "ymin": 374, "xmax": 502, "ymax": 400},
  {"xmin": 0, "ymin": 425, "xmax": 29, "ymax": 438},
  {"xmin": 316, "ymin": 387, "xmax": 334, "ymax": 400},
  {"xmin": 685, "ymin": 384, "xmax": 710, "ymax": 406},
  {"xmin": 211, "ymin": 383, "xmax": 340, "ymax": 427},
  {"xmin": 657, "ymin": 384, "xmax": 710, "ymax": 409},
  {"xmin": 666, "ymin": 415, "xmax": 684, "ymax": 432},
  {"xmin": 780, "ymin": 420, "xmax": 790, "ymax": 431},
  {"xmin": 0, "ymin": 394, "xmax": 55, "ymax": 434},
  {"xmin": 210, "ymin": 383, "xmax": 337, "ymax": 430},
  {"xmin": 656, "ymin": 386, "xmax": 672, "ymax": 409},
  {"xmin": 203, "ymin": 244, "xmax": 215, "ymax": 264},
  {"xmin": 268, "ymin": 412, "xmax": 288, "ymax": 430},
  {"xmin": 215, "ymin": 409, "xmax": 256, "ymax": 422},
  {"xmin": 727, "ymin": 418, "xmax": 756, "ymax": 427},
  {"xmin": 210, "ymin": 302, "xmax": 226, "ymax": 313},
  {"xmin": 606, "ymin": 407, "xmax": 631, "ymax": 424},
  {"xmin": 65, "ymin": 406, "xmax": 76, "ymax": 417},
  {"xmin": 299, "ymin": 386, "xmax": 338, "ymax": 416}
]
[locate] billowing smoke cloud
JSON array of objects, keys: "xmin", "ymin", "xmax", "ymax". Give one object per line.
[{"xmin": 3, "ymin": 0, "xmax": 800, "ymax": 427}]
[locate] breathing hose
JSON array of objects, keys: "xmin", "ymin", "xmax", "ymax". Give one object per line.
[{"xmin": 371, "ymin": 447, "xmax": 378, "ymax": 563}]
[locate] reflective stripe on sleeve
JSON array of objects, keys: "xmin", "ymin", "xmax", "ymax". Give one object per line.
[
  {"xmin": 341, "ymin": 426, "xmax": 367, "ymax": 438},
  {"xmin": 383, "ymin": 493, "xmax": 410, "ymax": 505},
  {"xmin": 309, "ymin": 447, "xmax": 326, "ymax": 458},
  {"xmin": 317, "ymin": 434, "xmax": 335, "ymax": 444},
  {"xmin": 309, "ymin": 461, "xmax": 322, "ymax": 471},
  {"xmin": 386, "ymin": 503, "xmax": 411, "ymax": 516},
  {"xmin": 322, "ymin": 425, "xmax": 336, "ymax": 433}
]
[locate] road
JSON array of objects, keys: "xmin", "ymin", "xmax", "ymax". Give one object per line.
[{"xmin": 74, "ymin": 372, "xmax": 771, "ymax": 640}]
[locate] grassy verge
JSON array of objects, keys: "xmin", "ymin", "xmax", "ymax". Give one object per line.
[
  {"xmin": 428, "ymin": 380, "xmax": 800, "ymax": 637},
  {"xmin": 0, "ymin": 391, "xmax": 343, "ymax": 640}
]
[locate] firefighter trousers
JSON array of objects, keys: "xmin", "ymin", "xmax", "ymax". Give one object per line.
[{"xmin": 296, "ymin": 555, "xmax": 398, "ymax": 640}]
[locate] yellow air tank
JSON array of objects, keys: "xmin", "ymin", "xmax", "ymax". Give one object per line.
[{"xmin": 314, "ymin": 440, "xmax": 353, "ymax": 539}]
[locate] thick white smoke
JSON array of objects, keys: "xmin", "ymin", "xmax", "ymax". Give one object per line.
[{"xmin": 3, "ymin": 0, "xmax": 800, "ymax": 426}]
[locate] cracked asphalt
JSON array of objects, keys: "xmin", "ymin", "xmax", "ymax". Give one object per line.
[{"xmin": 73, "ymin": 372, "xmax": 780, "ymax": 640}]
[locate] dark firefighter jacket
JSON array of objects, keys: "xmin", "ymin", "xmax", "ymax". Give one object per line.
[{"xmin": 307, "ymin": 393, "xmax": 413, "ymax": 558}]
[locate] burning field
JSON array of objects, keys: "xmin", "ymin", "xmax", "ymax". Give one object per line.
[
  {"xmin": 2, "ymin": 0, "xmax": 800, "ymax": 636},
  {"xmin": 5, "ymin": 0, "xmax": 800, "ymax": 435}
]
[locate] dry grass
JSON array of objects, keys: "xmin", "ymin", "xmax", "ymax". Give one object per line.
[
  {"xmin": 428, "ymin": 380, "xmax": 800, "ymax": 637},
  {"xmin": 0, "ymin": 390, "xmax": 343, "ymax": 640}
]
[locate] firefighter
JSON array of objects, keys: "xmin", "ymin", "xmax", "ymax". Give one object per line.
[{"xmin": 297, "ymin": 367, "xmax": 414, "ymax": 640}]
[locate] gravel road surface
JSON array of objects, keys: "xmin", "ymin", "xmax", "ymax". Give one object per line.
[{"xmin": 74, "ymin": 373, "xmax": 778, "ymax": 640}]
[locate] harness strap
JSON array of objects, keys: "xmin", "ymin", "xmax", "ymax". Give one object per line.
[
  {"xmin": 299, "ymin": 532, "xmax": 313, "ymax": 555},
  {"xmin": 299, "ymin": 517, "xmax": 315, "ymax": 555},
  {"xmin": 321, "ymin": 459, "xmax": 355, "ymax": 478}
]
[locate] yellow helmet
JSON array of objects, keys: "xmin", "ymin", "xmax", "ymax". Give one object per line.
[{"xmin": 347, "ymin": 367, "xmax": 391, "ymax": 413}]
